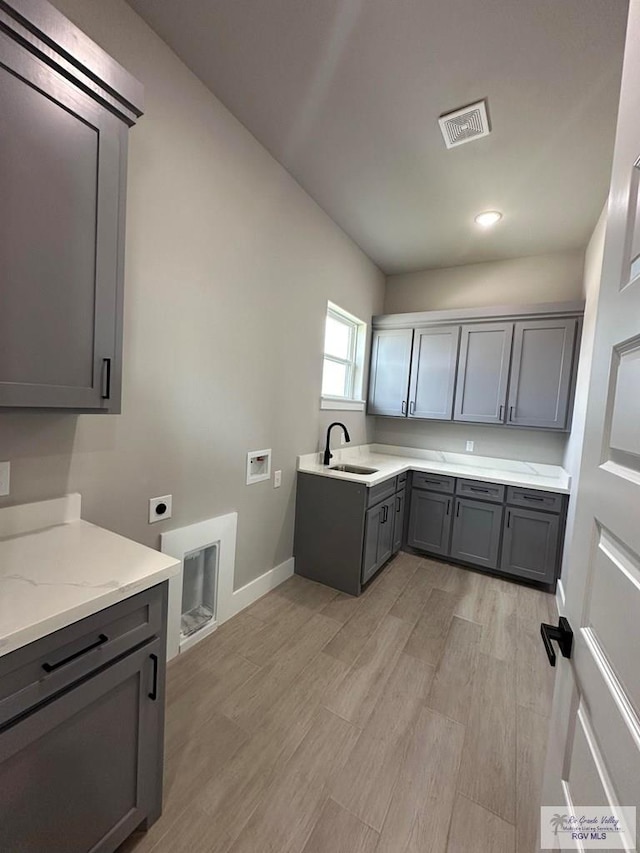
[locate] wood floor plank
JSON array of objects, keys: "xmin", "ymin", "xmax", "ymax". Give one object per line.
[
  {"xmin": 376, "ymin": 707, "xmax": 465, "ymax": 853},
  {"xmin": 516, "ymin": 706, "xmax": 550, "ymax": 853},
  {"xmin": 326, "ymin": 614, "xmax": 414, "ymax": 727},
  {"xmin": 515, "ymin": 618, "xmax": 556, "ymax": 718},
  {"xmin": 227, "ymin": 708, "xmax": 359, "ymax": 853},
  {"xmin": 457, "ymin": 653, "xmax": 517, "ymax": 823},
  {"xmin": 388, "ymin": 564, "xmax": 437, "ymax": 625},
  {"xmin": 220, "ymin": 611, "xmax": 342, "ymax": 729},
  {"xmin": 425, "ymin": 616, "xmax": 481, "ymax": 725},
  {"xmin": 301, "ymin": 799, "xmax": 379, "ymax": 853},
  {"xmin": 331, "ymin": 653, "xmax": 435, "ymax": 830},
  {"xmin": 404, "ymin": 588, "xmax": 459, "ymax": 667},
  {"xmin": 269, "ymin": 574, "xmax": 340, "ymax": 611},
  {"xmin": 418, "ymin": 558, "xmax": 468, "ymax": 594},
  {"xmin": 515, "ymin": 583, "xmax": 556, "ymax": 629},
  {"xmin": 452, "ymin": 568, "xmax": 490, "ymax": 623},
  {"xmin": 324, "ymin": 557, "xmax": 417, "ymax": 664},
  {"xmin": 232, "ymin": 600, "xmax": 316, "ymax": 667},
  {"xmin": 193, "ymin": 651, "xmax": 348, "ymax": 843},
  {"xmin": 446, "ymin": 795, "xmax": 515, "ymax": 853},
  {"xmin": 165, "ymin": 652, "xmax": 260, "ymax": 753},
  {"xmin": 478, "ymin": 584, "xmax": 518, "ymax": 662}
]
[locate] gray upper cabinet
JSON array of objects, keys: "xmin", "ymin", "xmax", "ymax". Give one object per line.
[
  {"xmin": 367, "ymin": 329, "xmax": 414, "ymax": 416},
  {"xmin": 506, "ymin": 318, "xmax": 578, "ymax": 429},
  {"xmin": 408, "ymin": 326, "xmax": 460, "ymax": 420},
  {"xmin": 0, "ymin": 0, "xmax": 143, "ymax": 412},
  {"xmin": 454, "ymin": 323, "xmax": 513, "ymax": 423}
]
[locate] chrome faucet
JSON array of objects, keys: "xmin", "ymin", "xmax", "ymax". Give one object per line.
[{"xmin": 323, "ymin": 422, "xmax": 351, "ymax": 466}]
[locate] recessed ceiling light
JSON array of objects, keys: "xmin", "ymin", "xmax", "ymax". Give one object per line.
[{"xmin": 474, "ymin": 210, "xmax": 502, "ymax": 228}]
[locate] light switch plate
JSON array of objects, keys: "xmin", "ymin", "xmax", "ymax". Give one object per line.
[
  {"xmin": 0, "ymin": 461, "xmax": 10, "ymax": 496},
  {"xmin": 465, "ymin": 441, "xmax": 474, "ymax": 452},
  {"xmin": 274, "ymin": 470, "xmax": 282, "ymax": 488}
]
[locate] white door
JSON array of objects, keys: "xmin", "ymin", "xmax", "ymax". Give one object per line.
[{"xmin": 541, "ymin": 1, "xmax": 640, "ymax": 850}]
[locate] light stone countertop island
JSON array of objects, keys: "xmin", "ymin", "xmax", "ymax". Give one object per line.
[{"xmin": 0, "ymin": 494, "xmax": 180, "ymax": 658}]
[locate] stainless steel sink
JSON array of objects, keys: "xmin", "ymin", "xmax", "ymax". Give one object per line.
[{"xmin": 329, "ymin": 464, "xmax": 379, "ymax": 475}]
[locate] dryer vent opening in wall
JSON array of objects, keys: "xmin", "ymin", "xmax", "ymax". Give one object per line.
[
  {"xmin": 181, "ymin": 544, "xmax": 218, "ymax": 639},
  {"xmin": 438, "ymin": 99, "xmax": 491, "ymax": 148}
]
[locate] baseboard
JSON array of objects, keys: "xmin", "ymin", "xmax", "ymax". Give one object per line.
[{"xmin": 224, "ymin": 557, "xmax": 295, "ymax": 622}]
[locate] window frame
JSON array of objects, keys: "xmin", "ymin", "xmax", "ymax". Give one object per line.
[{"xmin": 321, "ymin": 301, "xmax": 367, "ymax": 411}]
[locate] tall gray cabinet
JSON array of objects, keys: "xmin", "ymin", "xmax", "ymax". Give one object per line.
[
  {"xmin": 368, "ymin": 303, "xmax": 583, "ymax": 431},
  {"xmin": 0, "ymin": 0, "xmax": 143, "ymax": 412}
]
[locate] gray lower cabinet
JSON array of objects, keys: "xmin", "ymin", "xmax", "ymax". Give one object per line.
[
  {"xmin": 362, "ymin": 495, "xmax": 396, "ymax": 585},
  {"xmin": 408, "ymin": 326, "xmax": 460, "ymax": 420},
  {"xmin": 406, "ymin": 476, "xmax": 567, "ymax": 586},
  {"xmin": 367, "ymin": 329, "xmax": 414, "ymax": 416},
  {"xmin": 506, "ymin": 318, "xmax": 578, "ymax": 429},
  {"xmin": 501, "ymin": 506, "xmax": 560, "ymax": 584},
  {"xmin": 0, "ymin": 584, "xmax": 167, "ymax": 853},
  {"xmin": 0, "ymin": 0, "xmax": 143, "ymax": 412},
  {"xmin": 450, "ymin": 497, "xmax": 503, "ymax": 570},
  {"xmin": 407, "ymin": 489, "xmax": 452, "ymax": 556},
  {"xmin": 294, "ymin": 472, "xmax": 406, "ymax": 595}
]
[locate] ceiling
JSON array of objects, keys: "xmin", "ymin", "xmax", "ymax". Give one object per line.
[{"xmin": 127, "ymin": 0, "xmax": 629, "ymax": 274}]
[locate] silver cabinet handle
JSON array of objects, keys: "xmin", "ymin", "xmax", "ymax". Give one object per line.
[
  {"xmin": 401, "ymin": 400, "xmax": 407, "ymax": 415},
  {"xmin": 409, "ymin": 401, "xmax": 415, "ymax": 415}
]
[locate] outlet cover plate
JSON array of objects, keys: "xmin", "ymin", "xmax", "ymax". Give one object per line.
[{"xmin": 149, "ymin": 494, "xmax": 172, "ymax": 524}]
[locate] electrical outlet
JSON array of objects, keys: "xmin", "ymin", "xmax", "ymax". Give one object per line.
[
  {"xmin": 0, "ymin": 461, "xmax": 9, "ymax": 496},
  {"xmin": 274, "ymin": 470, "xmax": 282, "ymax": 488},
  {"xmin": 465, "ymin": 441, "xmax": 474, "ymax": 452},
  {"xmin": 149, "ymin": 494, "xmax": 172, "ymax": 523}
]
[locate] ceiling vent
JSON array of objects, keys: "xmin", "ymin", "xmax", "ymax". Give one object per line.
[{"xmin": 438, "ymin": 100, "xmax": 490, "ymax": 149}]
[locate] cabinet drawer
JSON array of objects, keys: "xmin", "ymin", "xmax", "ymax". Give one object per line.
[
  {"xmin": 456, "ymin": 479, "xmax": 505, "ymax": 503},
  {"xmin": 367, "ymin": 477, "xmax": 397, "ymax": 507},
  {"xmin": 397, "ymin": 472, "xmax": 408, "ymax": 489},
  {"xmin": 506, "ymin": 486, "xmax": 565, "ymax": 514},
  {"xmin": 412, "ymin": 472, "xmax": 455, "ymax": 493},
  {"xmin": 0, "ymin": 584, "xmax": 166, "ymax": 728}
]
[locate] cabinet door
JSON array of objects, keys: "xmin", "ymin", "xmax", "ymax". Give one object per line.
[
  {"xmin": 367, "ymin": 329, "xmax": 414, "ymax": 416},
  {"xmin": 408, "ymin": 326, "xmax": 460, "ymax": 420},
  {"xmin": 362, "ymin": 497, "xmax": 395, "ymax": 584},
  {"xmin": 0, "ymin": 34, "xmax": 123, "ymax": 410},
  {"xmin": 392, "ymin": 490, "xmax": 406, "ymax": 554},
  {"xmin": 407, "ymin": 489, "xmax": 453, "ymax": 556},
  {"xmin": 0, "ymin": 639, "xmax": 162, "ymax": 853},
  {"xmin": 506, "ymin": 319, "xmax": 577, "ymax": 429},
  {"xmin": 454, "ymin": 323, "xmax": 513, "ymax": 423},
  {"xmin": 450, "ymin": 498, "xmax": 503, "ymax": 569},
  {"xmin": 501, "ymin": 507, "xmax": 559, "ymax": 584}
]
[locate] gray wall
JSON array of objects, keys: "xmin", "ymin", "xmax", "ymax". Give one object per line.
[
  {"xmin": 560, "ymin": 205, "xmax": 607, "ymax": 582},
  {"xmin": 0, "ymin": 0, "xmax": 385, "ymax": 590},
  {"xmin": 374, "ymin": 250, "xmax": 586, "ymax": 465},
  {"xmin": 384, "ymin": 250, "xmax": 585, "ymax": 314}
]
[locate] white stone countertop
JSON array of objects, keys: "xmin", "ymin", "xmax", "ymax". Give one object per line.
[
  {"xmin": 0, "ymin": 495, "xmax": 180, "ymax": 659},
  {"xmin": 298, "ymin": 443, "xmax": 571, "ymax": 494}
]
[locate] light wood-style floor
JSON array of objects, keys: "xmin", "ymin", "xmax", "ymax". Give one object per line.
[{"xmin": 119, "ymin": 552, "xmax": 557, "ymax": 853}]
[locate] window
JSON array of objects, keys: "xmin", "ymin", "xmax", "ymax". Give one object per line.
[{"xmin": 321, "ymin": 302, "xmax": 366, "ymax": 410}]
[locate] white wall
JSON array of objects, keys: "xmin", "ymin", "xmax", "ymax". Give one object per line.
[
  {"xmin": 560, "ymin": 205, "xmax": 607, "ymax": 581},
  {"xmin": 375, "ymin": 250, "xmax": 586, "ymax": 464},
  {"xmin": 0, "ymin": 0, "xmax": 384, "ymax": 590},
  {"xmin": 384, "ymin": 250, "xmax": 584, "ymax": 314}
]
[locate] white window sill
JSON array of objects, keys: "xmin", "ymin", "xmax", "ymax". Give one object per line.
[{"xmin": 320, "ymin": 397, "xmax": 366, "ymax": 412}]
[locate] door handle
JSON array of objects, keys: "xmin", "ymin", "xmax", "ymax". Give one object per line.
[
  {"xmin": 499, "ymin": 404, "xmax": 504, "ymax": 420},
  {"xmin": 149, "ymin": 653, "xmax": 159, "ymax": 700},
  {"xmin": 446, "ymin": 499, "xmax": 451, "ymax": 516},
  {"xmin": 100, "ymin": 358, "xmax": 112, "ymax": 399},
  {"xmin": 42, "ymin": 634, "xmax": 108, "ymax": 673},
  {"xmin": 509, "ymin": 405, "xmax": 514, "ymax": 422},
  {"xmin": 409, "ymin": 401, "xmax": 415, "ymax": 415},
  {"xmin": 455, "ymin": 502, "xmax": 460, "ymax": 518},
  {"xmin": 396, "ymin": 496, "xmax": 402, "ymax": 512},
  {"xmin": 540, "ymin": 617, "xmax": 573, "ymax": 667},
  {"xmin": 401, "ymin": 400, "xmax": 407, "ymax": 415}
]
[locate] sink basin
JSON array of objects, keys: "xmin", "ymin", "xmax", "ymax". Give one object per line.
[{"xmin": 329, "ymin": 464, "xmax": 379, "ymax": 475}]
